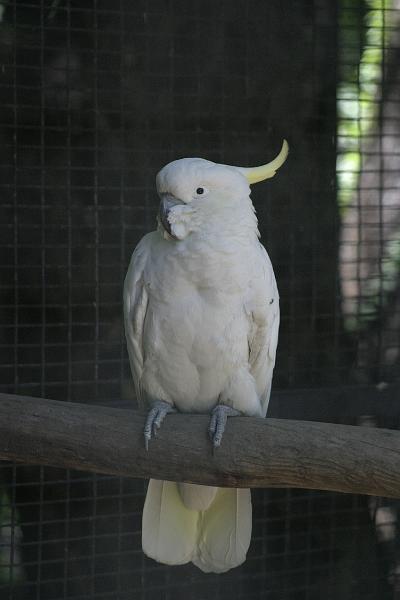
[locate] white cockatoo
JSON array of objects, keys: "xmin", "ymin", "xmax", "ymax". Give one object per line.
[{"xmin": 124, "ymin": 141, "xmax": 288, "ymax": 573}]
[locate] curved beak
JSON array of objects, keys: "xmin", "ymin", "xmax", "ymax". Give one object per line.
[{"xmin": 159, "ymin": 194, "xmax": 184, "ymax": 237}]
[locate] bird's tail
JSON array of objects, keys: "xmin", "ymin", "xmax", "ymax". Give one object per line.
[{"xmin": 142, "ymin": 479, "xmax": 252, "ymax": 573}]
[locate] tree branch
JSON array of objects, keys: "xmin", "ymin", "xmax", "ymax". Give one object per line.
[{"xmin": 1, "ymin": 392, "xmax": 400, "ymax": 498}]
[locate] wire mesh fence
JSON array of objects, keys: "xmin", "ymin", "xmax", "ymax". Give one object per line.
[{"xmin": 0, "ymin": 0, "xmax": 399, "ymax": 598}]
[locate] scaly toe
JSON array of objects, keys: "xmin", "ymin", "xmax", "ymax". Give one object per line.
[
  {"xmin": 209, "ymin": 404, "xmax": 241, "ymax": 449},
  {"xmin": 208, "ymin": 411, "xmax": 218, "ymax": 440},
  {"xmin": 143, "ymin": 400, "xmax": 176, "ymax": 450}
]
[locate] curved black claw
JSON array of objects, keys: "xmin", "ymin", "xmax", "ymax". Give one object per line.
[
  {"xmin": 208, "ymin": 404, "xmax": 241, "ymax": 449},
  {"xmin": 144, "ymin": 400, "xmax": 176, "ymax": 450}
]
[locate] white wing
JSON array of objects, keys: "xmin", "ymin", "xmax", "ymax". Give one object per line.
[
  {"xmin": 247, "ymin": 244, "xmax": 280, "ymax": 417},
  {"xmin": 123, "ymin": 234, "xmax": 152, "ymax": 407}
]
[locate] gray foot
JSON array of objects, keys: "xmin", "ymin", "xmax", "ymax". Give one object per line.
[
  {"xmin": 208, "ymin": 404, "xmax": 241, "ymax": 449},
  {"xmin": 144, "ymin": 400, "xmax": 176, "ymax": 450}
]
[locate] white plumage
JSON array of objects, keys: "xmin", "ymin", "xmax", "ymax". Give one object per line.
[{"xmin": 124, "ymin": 143, "xmax": 287, "ymax": 573}]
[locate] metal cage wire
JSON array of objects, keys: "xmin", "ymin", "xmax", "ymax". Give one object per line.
[{"xmin": 0, "ymin": 0, "xmax": 399, "ymax": 598}]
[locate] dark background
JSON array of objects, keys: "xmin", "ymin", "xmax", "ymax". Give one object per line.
[{"xmin": 0, "ymin": 0, "xmax": 399, "ymax": 598}]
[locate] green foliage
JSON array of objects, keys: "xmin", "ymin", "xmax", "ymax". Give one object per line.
[
  {"xmin": 337, "ymin": 0, "xmax": 400, "ymax": 335},
  {"xmin": 337, "ymin": 0, "xmax": 392, "ymax": 211}
]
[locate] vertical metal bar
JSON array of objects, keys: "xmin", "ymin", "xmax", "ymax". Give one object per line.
[
  {"xmin": 118, "ymin": 0, "xmax": 126, "ymax": 596},
  {"xmin": 332, "ymin": 0, "xmax": 340, "ymax": 383},
  {"xmin": 8, "ymin": 465, "xmax": 17, "ymax": 600},
  {"xmin": 93, "ymin": 3, "xmax": 100, "ymax": 405},
  {"xmin": 36, "ymin": 466, "xmax": 44, "ymax": 600},
  {"xmin": 37, "ymin": 2, "xmax": 46, "ymax": 597},
  {"xmin": 10, "ymin": 2, "xmax": 18, "ymax": 596},
  {"xmin": 282, "ymin": 489, "xmax": 291, "ymax": 598},
  {"xmin": 310, "ymin": 0, "xmax": 317, "ymax": 385},
  {"xmin": 376, "ymin": 2, "xmax": 386, "ymax": 379},
  {"xmin": 40, "ymin": 0, "xmax": 46, "ymax": 403},
  {"xmin": 143, "ymin": 2, "xmax": 151, "ymax": 232},
  {"xmin": 92, "ymin": 2, "xmax": 99, "ymax": 596},
  {"xmin": 63, "ymin": 1, "xmax": 72, "ymax": 597},
  {"xmin": 12, "ymin": 0, "xmax": 19, "ymax": 401},
  {"xmin": 355, "ymin": 0, "xmax": 363, "ymax": 355}
]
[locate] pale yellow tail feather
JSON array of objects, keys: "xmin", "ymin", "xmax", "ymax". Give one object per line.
[
  {"xmin": 142, "ymin": 481, "xmax": 252, "ymax": 572},
  {"xmin": 192, "ymin": 488, "xmax": 252, "ymax": 573},
  {"xmin": 178, "ymin": 482, "xmax": 218, "ymax": 511},
  {"xmin": 142, "ymin": 479, "xmax": 199, "ymax": 565}
]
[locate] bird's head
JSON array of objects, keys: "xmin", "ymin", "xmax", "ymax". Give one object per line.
[{"xmin": 155, "ymin": 140, "xmax": 289, "ymax": 241}]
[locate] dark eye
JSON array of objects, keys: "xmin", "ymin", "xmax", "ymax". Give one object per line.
[{"xmin": 196, "ymin": 187, "xmax": 204, "ymax": 195}]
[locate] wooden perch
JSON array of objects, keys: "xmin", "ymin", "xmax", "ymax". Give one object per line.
[{"xmin": 1, "ymin": 392, "xmax": 400, "ymax": 498}]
